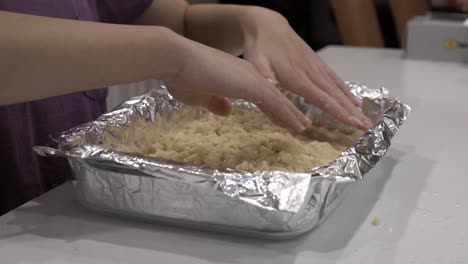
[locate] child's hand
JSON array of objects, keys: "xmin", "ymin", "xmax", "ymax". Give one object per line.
[
  {"xmin": 240, "ymin": 8, "xmax": 372, "ymax": 130},
  {"xmin": 165, "ymin": 36, "xmax": 311, "ymax": 132}
]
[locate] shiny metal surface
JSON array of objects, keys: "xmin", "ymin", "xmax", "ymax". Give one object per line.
[{"xmin": 35, "ymin": 82, "xmax": 410, "ymax": 238}]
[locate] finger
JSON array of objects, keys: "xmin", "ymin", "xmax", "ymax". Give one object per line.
[
  {"xmin": 301, "ymin": 42, "xmax": 361, "ymax": 107},
  {"xmin": 283, "ymin": 73, "xmax": 365, "ymax": 129},
  {"xmin": 245, "ymin": 55, "xmax": 277, "ymax": 83},
  {"xmin": 246, "ymin": 59, "xmax": 309, "ymax": 127},
  {"xmin": 311, "ymin": 87, "xmax": 365, "ymax": 129},
  {"xmin": 307, "ymin": 52, "xmax": 362, "ymax": 109},
  {"xmin": 321, "ymin": 69, "xmax": 372, "ymax": 128},
  {"xmin": 306, "ymin": 69, "xmax": 372, "ymax": 130},
  {"xmin": 251, "ymin": 79, "xmax": 307, "ymax": 132},
  {"xmin": 326, "ymin": 66, "xmax": 360, "ymax": 106},
  {"xmin": 300, "ymin": 48, "xmax": 371, "ymax": 128},
  {"xmin": 270, "ymin": 85, "xmax": 311, "ymax": 128}
]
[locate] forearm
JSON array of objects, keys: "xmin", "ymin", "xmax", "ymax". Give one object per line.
[
  {"xmin": 134, "ymin": 0, "xmax": 242, "ymax": 53},
  {"xmin": 134, "ymin": 0, "xmax": 188, "ymax": 35},
  {"xmin": 185, "ymin": 5, "xmax": 287, "ymax": 57},
  {"xmin": 135, "ymin": 2, "xmax": 277, "ymax": 56},
  {"xmin": 184, "ymin": 4, "xmax": 250, "ymax": 56},
  {"xmin": 0, "ymin": 11, "xmax": 182, "ymax": 105}
]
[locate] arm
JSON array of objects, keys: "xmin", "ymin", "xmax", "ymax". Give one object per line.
[
  {"xmin": 0, "ymin": 10, "xmax": 179, "ymax": 105},
  {"xmin": 0, "ymin": 10, "xmax": 307, "ymax": 132},
  {"xmin": 135, "ymin": 1, "xmax": 244, "ymax": 56},
  {"xmin": 136, "ymin": 1, "xmax": 372, "ymax": 130}
]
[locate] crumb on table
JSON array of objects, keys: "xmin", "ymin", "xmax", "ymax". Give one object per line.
[{"xmin": 371, "ymin": 217, "xmax": 381, "ymax": 227}]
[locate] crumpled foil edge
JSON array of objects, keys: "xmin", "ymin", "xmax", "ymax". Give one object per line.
[{"xmin": 34, "ymin": 82, "xmax": 410, "ymax": 237}]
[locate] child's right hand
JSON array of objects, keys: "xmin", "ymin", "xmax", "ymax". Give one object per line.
[{"xmin": 164, "ymin": 35, "xmax": 311, "ymax": 132}]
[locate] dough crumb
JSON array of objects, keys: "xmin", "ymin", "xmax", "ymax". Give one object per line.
[{"xmin": 371, "ymin": 217, "xmax": 381, "ymax": 227}]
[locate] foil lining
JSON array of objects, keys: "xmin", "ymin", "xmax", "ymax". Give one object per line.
[{"xmin": 34, "ymin": 82, "xmax": 410, "ymax": 239}]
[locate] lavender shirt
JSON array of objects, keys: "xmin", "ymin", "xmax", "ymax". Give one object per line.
[{"xmin": 0, "ymin": 0, "xmax": 152, "ymax": 214}]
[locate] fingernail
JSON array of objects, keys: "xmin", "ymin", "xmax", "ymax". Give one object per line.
[
  {"xmin": 266, "ymin": 78, "xmax": 279, "ymax": 87},
  {"xmin": 297, "ymin": 114, "xmax": 311, "ymax": 127},
  {"xmin": 296, "ymin": 122, "xmax": 306, "ymax": 132},
  {"xmin": 303, "ymin": 116, "xmax": 311, "ymax": 127},
  {"xmin": 299, "ymin": 124, "xmax": 306, "ymax": 132}
]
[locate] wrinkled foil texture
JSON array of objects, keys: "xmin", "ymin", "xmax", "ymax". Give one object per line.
[{"xmin": 34, "ymin": 82, "xmax": 410, "ymax": 239}]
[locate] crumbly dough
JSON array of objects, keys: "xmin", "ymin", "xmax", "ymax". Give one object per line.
[{"xmin": 108, "ymin": 107, "xmax": 362, "ymax": 172}]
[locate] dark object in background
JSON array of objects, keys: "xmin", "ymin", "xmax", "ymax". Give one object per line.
[
  {"xmin": 377, "ymin": 1, "xmax": 400, "ymax": 47},
  {"xmin": 428, "ymin": 0, "xmax": 468, "ymax": 12},
  {"xmin": 219, "ymin": 0, "xmax": 319, "ymax": 48},
  {"xmin": 219, "ymin": 0, "xmax": 399, "ymax": 49}
]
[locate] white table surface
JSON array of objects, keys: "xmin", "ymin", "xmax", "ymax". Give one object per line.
[{"xmin": 1, "ymin": 46, "xmax": 467, "ymax": 264}]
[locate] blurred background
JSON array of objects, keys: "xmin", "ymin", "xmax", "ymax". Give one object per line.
[
  {"xmin": 212, "ymin": 0, "xmax": 465, "ymax": 49},
  {"xmin": 108, "ymin": 0, "xmax": 467, "ymax": 109}
]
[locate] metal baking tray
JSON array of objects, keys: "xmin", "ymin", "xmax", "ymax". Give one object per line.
[{"xmin": 35, "ymin": 82, "xmax": 410, "ymax": 239}]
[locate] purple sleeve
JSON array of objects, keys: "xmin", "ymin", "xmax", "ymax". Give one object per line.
[{"xmin": 97, "ymin": 0, "xmax": 153, "ymax": 24}]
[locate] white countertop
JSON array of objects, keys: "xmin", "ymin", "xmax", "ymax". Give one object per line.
[{"xmin": 1, "ymin": 46, "xmax": 467, "ymax": 264}]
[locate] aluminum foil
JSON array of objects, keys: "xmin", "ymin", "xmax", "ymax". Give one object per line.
[{"xmin": 34, "ymin": 82, "xmax": 410, "ymax": 239}]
